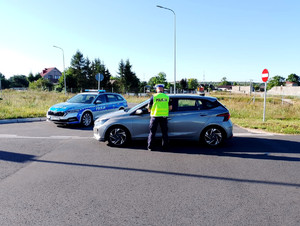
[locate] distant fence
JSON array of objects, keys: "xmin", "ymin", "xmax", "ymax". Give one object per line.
[
  {"xmin": 127, "ymin": 93, "xmax": 149, "ymax": 97},
  {"xmin": 267, "ymin": 86, "xmax": 300, "ymax": 97}
]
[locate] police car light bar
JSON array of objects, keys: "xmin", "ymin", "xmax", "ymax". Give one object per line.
[{"xmin": 84, "ymin": 89, "xmax": 106, "ymax": 93}]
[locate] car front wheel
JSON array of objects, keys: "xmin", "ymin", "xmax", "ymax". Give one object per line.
[
  {"xmin": 107, "ymin": 126, "xmax": 130, "ymax": 147},
  {"xmin": 201, "ymin": 126, "xmax": 224, "ymax": 147},
  {"xmin": 81, "ymin": 112, "xmax": 93, "ymax": 127}
]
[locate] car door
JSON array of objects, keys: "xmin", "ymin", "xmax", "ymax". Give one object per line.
[
  {"xmin": 129, "ymin": 104, "xmax": 162, "ymax": 139},
  {"xmin": 93, "ymin": 94, "xmax": 109, "ymax": 119},
  {"xmin": 105, "ymin": 94, "xmax": 122, "ymax": 113},
  {"xmin": 168, "ymin": 98, "xmax": 210, "ymax": 139}
]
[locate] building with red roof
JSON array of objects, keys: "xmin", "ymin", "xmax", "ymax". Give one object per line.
[{"xmin": 40, "ymin": 67, "xmax": 62, "ymax": 83}]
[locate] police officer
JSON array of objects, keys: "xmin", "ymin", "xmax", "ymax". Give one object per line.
[{"xmin": 147, "ymin": 84, "xmax": 172, "ymax": 151}]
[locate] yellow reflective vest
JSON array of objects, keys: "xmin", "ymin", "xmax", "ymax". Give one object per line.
[{"xmin": 150, "ymin": 93, "xmax": 170, "ymax": 117}]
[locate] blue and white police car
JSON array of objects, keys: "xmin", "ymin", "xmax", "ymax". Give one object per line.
[{"xmin": 47, "ymin": 90, "xmax": 128, "ymax": 127}]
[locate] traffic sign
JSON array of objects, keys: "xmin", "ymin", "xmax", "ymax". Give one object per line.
[
  {"xmin": 95, "ymin": 73, "xmax": 104, "ymax": 82},
  {"xmin": 262, "ymin": 69, "xmax": 269, "ymax": 82}
]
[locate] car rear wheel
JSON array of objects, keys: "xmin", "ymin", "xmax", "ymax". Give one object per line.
[
  {"xmin": 81, "ymin": 112, "xmax": 93, "ymax": 127},
  {"xmin": 107, "ymin": 126, "xmax": 130, "ymax": 147},
  {"xmin": 201, "ymin": 126, "xmax": 224, "ymax": 147}
]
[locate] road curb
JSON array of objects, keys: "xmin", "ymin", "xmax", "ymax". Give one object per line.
[{"xmin": 0, "ymin": 117, "xmax": 47, "ymax": 124}]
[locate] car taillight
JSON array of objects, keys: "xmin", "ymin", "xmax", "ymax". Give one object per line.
[{"xmin": 217, "ymin": 112, "xmax": 230, "ymax": 121}]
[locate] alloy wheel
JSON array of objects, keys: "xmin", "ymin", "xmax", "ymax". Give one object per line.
[
  {"xmin": 203, "ymin": 127, "xmax": 223, "ymax": 147},
  {"xmin": 108, "ymin": 127, "xmax": 128, "ymax": 146},
  {"xmin": 81, "ymin": 113, "xmax": 92, "ymax": 127}
]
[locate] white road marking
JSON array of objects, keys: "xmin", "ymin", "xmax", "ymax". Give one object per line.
[
  {"xmin": 234, "ymin": 133, "xmax": 274, "ymax": 137},
  {"xmin": 0, "ymin": 133, "xmax": 274, "ymax": 139},
  {"xmin": 0, "ymin": 134, "xmax": 92, "ymax": 140}
]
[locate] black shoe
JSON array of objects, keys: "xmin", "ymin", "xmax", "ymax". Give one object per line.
[{"xmin": 162, "ymin": 146, "xmax": 169, "ymax": 151}]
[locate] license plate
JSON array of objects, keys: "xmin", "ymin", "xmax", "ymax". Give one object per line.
[{"xmin": 50, "ymin": 116, "xmax": 60, "ymax": 120}]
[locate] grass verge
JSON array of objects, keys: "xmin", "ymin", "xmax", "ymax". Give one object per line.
[{"xmin": 1, "ymin": 90, "xmax": 299, "ymax": 134}]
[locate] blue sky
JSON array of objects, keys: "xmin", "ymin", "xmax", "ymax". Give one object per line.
[{"xmin": 0, "ymin": 0, "xmax": 299, "ymax": 83}]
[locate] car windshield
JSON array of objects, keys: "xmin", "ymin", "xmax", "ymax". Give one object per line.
[
  {"xmin": 127, "ymin": 99, "xmax": 150, "ymax": 113},
  {"xmin": 67, "ymin": 94, "xmax": 97, "ymax": 104}
]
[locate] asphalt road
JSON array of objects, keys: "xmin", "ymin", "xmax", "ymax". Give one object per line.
[{"xmin": 0, "ymin": 121, "xmax": 299, "ymax": 226}]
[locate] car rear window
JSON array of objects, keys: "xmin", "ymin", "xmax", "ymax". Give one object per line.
[{"xmin": 202, "ymin": 100, "xmax": 222, "ymax": 109}]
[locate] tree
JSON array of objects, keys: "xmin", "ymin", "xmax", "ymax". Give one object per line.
[
  {"xmin": 118, "ymin": 59, "xmax": 140, "ymax": 93},
  {"xmin": 0, "ymin": 73, "xmax": 10, "ymax": 89},
  {"xmin": 179, "ymin": 78, "xmax": 188, "ymax": 90},
  {"xmin": 267, "ymin": 75, "xmax": 285, "ymax": 90},
  {"xmin": 28, "ymin": 72, "xmax": 42, "ymax": 83},
  {"xmin": 148, "ymin": 72, "xmax": 167, "ymax": 90},
  {"xmin": 69, "ymin": 50, "xmax": 87, "ymax": 91},
  {"xmin": 188, "ymin": 78, "xmax": 198, "ymax": 90},
  {"xmin": 57, "ymin": 68, "xmax": 77, "ymax": 92},
  {"xmin": 28, "ymin": 72, "xmax": 35, "ymax": 83},
  {"xmin": 9, "ymin": 75, "xmax": 29, "ymax": 88},
  {"xmin": 286, "ymin": 73, "xmax": 299, "ymax": 84},
  {"xmin": 29, "ymin": 78, "xmax": 53, "ymax": 91},
  {"xmin": 34, "ymin": 73, "xmax": 42, "ymax": 81},
  {"xmin": 139, "ymin": 81, "xmax": 148, "ymax": 93},
  {"xmin": 89, "ymin": 58, "xmax": 111, "ymax": 90},
  {"xmin": 219, "ymin": 77, "xmax": 231, "ymax": 86}
]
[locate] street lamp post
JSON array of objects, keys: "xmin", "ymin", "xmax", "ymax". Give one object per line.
[
  {"xmin": 157, "ymin": 5, "xmax": 176, "ymax": 94},
  {"xmin": 53, "ymin": 45, "xmax": 67, "ymax": 95}
]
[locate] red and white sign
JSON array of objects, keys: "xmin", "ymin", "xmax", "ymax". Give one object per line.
[{"xmin": 262, "ymin": 69, "xmax": 269, "ymax": 82}]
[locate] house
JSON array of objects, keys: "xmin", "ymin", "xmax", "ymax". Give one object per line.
[
  {"xmin": 40, "ymin": 67, "xmax": 62, "ymax": 83},
  {"xmin": 286, "ymin": 81, "xmax": 298, "ymax": 87},
  {"xmin": 232, "ymin": 86, "xmax": 254, "ymax": 94},
  {"xmin": 217, "ymin": 85, "xmax": 232, "ymax": 91}
]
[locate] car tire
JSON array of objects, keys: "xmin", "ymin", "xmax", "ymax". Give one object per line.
[
  {"xmin": 200, "ymin": 126, "xmax": 225, "ymax": 147},
  {"xmin": 81, "ymin": 112, "xmax": 93, "ymax": 127},
  {"xmin": 107, "ymin": 126, "xmax": 130, "ymax": 147}
]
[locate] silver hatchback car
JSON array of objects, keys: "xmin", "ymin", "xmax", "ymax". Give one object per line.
[{"xmin": 93, "ymin": 95, "xmax": 233, "ymax": 147}]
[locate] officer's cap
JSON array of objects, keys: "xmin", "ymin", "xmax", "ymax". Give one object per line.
[{"xmin": 155, "ymin": 84, "xmax": 164, "ymax": 88}]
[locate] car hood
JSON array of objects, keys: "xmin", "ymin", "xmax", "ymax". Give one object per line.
[
  {"xmin": 97, "ymin": 109, "xmax": 129, "ymax": 120},
  {"xmin": 49, "ymin": 102, "xmax": 87, "ymax": 112}
]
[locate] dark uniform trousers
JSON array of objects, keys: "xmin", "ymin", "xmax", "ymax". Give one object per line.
[{"xmin": 147, "ymin": 116, "xmax": 168, "ymax": 149}]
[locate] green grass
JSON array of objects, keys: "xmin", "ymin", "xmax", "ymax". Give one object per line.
[
  {"xmin": 1, "ymin": 90, "xmax": 300, "ymax": 134},
  {"xmin": 0, "ymin": 90, "xmax": 69, "ymax": 119},
  {"xmin": 211, "ymin": 93, "xmax": 300, "ymax": 134}
]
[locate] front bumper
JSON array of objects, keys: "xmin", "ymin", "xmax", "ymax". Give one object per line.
[
  {"xmin": 93, "ymin": 126, "xmax": 105, "ymax": 141},
  {"xmin": 47, "ymin": 112, "xmax": 80, "ymax": 124}
]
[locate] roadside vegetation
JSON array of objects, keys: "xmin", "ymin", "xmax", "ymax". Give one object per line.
[
  {"xmin": 1, "ymin": 90, "xmax": 299, "ymax": 134},
  {"xmin": 211, "ymin": 93, "xmax": 300, "ymax": 134}
]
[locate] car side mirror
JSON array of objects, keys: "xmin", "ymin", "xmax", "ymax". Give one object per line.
[
  {"xmin": 95, "ymin": 100, "xmax": 102, "ymax": 104},
  {"xmin": 135, "ymin": 109, "xmax": 143, "ymax": 115}
]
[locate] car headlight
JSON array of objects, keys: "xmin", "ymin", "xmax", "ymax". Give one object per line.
[
  {"xmin": 96, "ymin": 118, "xmax": 109, "ymax": 125},
  {"xmin": 66, "ymin": 109, "xmax": 80, "ymax": 114}
]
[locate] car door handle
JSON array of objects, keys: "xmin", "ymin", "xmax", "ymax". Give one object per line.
[
  {"xmin": 200, "ymin": 114, "xmax": 207, "ymax": 117},
  {"xmin": 167, "ymin": 117, "xmax": 172, "ymax": 120}
]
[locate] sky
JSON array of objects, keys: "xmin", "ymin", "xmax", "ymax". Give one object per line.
[{"xmin": 0, "ymin": 0, "xmax": 299, "ymax": 83}]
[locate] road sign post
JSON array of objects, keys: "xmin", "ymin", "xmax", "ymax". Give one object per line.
[
  {"xmin": 95, "ymin": 73, "xmax": 104, "ymax": 90},
  {"xmin": 262, "ymin": 69, "xmax": 269, "ymax": 122}
]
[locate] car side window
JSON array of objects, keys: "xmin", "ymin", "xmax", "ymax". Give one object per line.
[
  {"xmin": 106, "ymin": 94, "xmax": 118, "ymax": 102},
  {"xmin": 95, "ymin": 94, "xmax": 107, "ymax": 103},
  {"xmin": 84, "ymin": 94, "xmax": 96, "ymax": 104},
  {"xmin": 177, "ymin": 99, "xmax": 199, "ymax": 111},
  {"xmin": 116, "ymin": 95, "xmax": 124, "ymax": 101}
]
